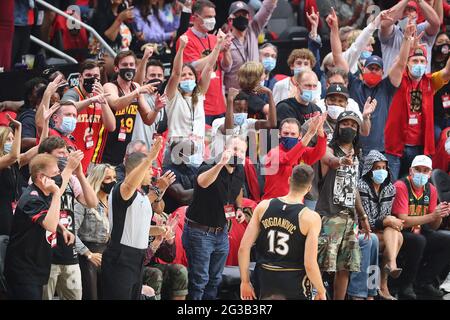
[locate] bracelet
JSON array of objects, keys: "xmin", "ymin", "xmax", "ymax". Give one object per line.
[{"xmin": 151, "ymin": 185, "xmax": 162, "ymax": 200}]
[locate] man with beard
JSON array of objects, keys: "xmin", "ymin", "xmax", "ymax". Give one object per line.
[{"xmin": 92, "ymin": 50, "xmax": 160, "ymax": 166}]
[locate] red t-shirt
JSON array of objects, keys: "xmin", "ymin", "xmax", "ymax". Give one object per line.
[
  {"xmin": 48, "ymin": 128, "xmax": 78, "ymax": 151},
  {"xmin": 0, "ymin": 111, "xmax": 16, "ymax": 126},
  {"xmin": 392, "ymin": 178, "xmax": 437, "ymax": 217},
  {"xmin": 70, "ymin": 88, "xmax": 104, "ymax": 173},
  {"xmin": 404, "ymin": 111, "xmax": 424, "ymax": 146},
  {"xmin": 178, "ymin": 28, "xmax": 226, "ymax": 116},
  {"xmin": 263, "ymin": 135, "xmax": 327, "ymax": 200}
]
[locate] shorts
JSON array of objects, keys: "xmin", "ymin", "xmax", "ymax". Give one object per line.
[
  {"xmin": 257, "ymin": 264, "xmax": 312, "ymax": 300},
  {"xmin": 318, "ymin": 211, "xmax": 361, "ymax": 273}
]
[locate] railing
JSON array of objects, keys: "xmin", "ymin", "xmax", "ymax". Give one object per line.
[
  {"xmin": 30, "ymin": 35, "xmax": 78, "ymax": 64},
  {"xmin": 35, "ymin": 0, "xmax": 116, "ymax": 58}
]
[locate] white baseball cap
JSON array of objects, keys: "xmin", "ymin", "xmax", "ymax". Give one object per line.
[{"xmin": 411, "ymin": 155, "xmax": 432, "ymax": 170}]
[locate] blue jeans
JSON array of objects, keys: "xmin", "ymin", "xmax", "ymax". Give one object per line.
[
  {"xmin": 385, "ymin": 146, "xmax": 424, "ymax": 182},
  {"xmin": 347, "ymin": 233, "xmax": 379, "ymax": 298},
  {"xmin": 182, "ymin": 223, "xmax": 229, "ymax": 300}
]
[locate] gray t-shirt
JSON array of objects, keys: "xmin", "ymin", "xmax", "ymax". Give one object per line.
[{"xmin": 378, "ymin": 22, "xmax": 437, "ymax": 74}]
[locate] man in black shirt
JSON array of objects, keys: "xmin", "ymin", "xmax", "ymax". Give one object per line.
[
  {"xmin": 182, "ymin": 135, "xmax": 247, "ymax": 300},
  {"xmin": 4, "ymin": 154, "xmax": 64, "ymax": 300},
  {"xmin": 276, "ymin": 70, "xmax": 322, "ymax": 128},
  {"xmin": 239, "ymin": 164, "xmax": 326, "ymax": 300}
]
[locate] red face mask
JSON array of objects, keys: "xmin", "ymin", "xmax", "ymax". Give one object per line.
[{"xmin": 362, "ymin": 72, "xmax": 382, "ymax": 87}]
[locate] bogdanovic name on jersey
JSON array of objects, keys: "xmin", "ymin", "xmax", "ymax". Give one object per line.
[{"xmin": 261, "ymin": 217, "xmax": 297, "ymax": 235}]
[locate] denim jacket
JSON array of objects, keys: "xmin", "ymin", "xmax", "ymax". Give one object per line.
[{"xmin": 74, "ymin": 201, "xmax": 109, "ymax": 255}]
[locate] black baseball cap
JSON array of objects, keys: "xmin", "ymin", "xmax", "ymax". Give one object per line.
[
  {"xmin": 337, "ymin": 110, "xmax": 362, "ymax": 127},
  {"xmin": 326, "ymin": 84, "xmax": 349, "ymax": 99}
]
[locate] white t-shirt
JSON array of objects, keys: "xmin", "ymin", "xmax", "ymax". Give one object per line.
[
  {"xmin": 210, "ymin": 117, "xmax": 257, "ymax": 157},
  {"xmin": 273, "ymin": 76, "xmax": 322, "ymax": 105},
  {"xmin": 131, "ymin": 94, "xmax": 165, "ymax": 149},
  {"xmin": 316, "ymin": 98, "xmax": 363, "ymax": 120},
  {"xmin": 166, "ymin": 89, "xmax": 205, "ymax": 152}
]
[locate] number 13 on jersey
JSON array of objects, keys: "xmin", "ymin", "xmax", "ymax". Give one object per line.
[{"xmin": 267, "ymin": 230, "xmax": 290, "ymax": 255}]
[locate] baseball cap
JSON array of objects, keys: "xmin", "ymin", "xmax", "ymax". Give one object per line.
[
  {"xmin": 229, "ymin": 1, "xmax": 252, "ymax": 16},
  {"xmin": 411, "ymin": 155, "xmax": 432, "ymax": 169},
  {"xmin": 406, "ymin": 1, "xmax": 418, "ymax": 11},
  {"xmin": 337, "ymin": 110, "xmax": 362, "ymax": 127},
  {"xmin": 409, "ymin": 44, "xmax": 428, "ymax": 60},
  {"xmin": 326, "ymin": 84, "xmax": 349, "ymax": 99},
  {"xmin": 364, "ymin": 55, "xmax": 383, "ymax": 69}
]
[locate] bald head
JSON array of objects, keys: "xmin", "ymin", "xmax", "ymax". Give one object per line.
[{"xmin": 296, "ymin": 70, "xmax": 318, "ymax": 84}]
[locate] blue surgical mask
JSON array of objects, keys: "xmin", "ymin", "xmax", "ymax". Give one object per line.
[
  {"xmin": 3, "ymin": 142, "xmax": 12, "ymax": 154},
  {"xmin": 300, "ymin": 89, "xmax": 314, "ymax": 103},
  {"xmin": 262, "ymin": 57, "xmax": 276, "ymax": 72},
  {"xmin": 187, "ymin": 153, "xmax": 203, "ymax": 168},
  {"xmin": 360, "ymin": 50, "xmax": 372, "ymax": 60},
  {"xmin": 412, "ymin": 172, "xmax": 429, "ymax": 187},
  {"xmin": 280, "ymin": 136, "xmax": 298, "ymax": 150},
  {"xmin": 233, "ymin": 113, "xmax": 247, "ymax": 126},
  {"xmin": 179, "ymin": 79, "xmax": 196, "ymax": 93},
  {"xmin": 293, "ymin": 66, "xmax": 307, "ymax": 76},
  {"xmin": 371, "ymin": 169, "xmax": 388, "ymax": 184},
  {"xmin": 410, "ymin": 63, "xmax": 426, "ymax": 78},
  {"xmin": 60, "ymin": 116, "xmax": 77, "ymax": 134}
]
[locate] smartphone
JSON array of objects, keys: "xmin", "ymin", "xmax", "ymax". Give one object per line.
[{"xmin": 147, "ymin": 78, "xmax": 165, "ymax": 95}]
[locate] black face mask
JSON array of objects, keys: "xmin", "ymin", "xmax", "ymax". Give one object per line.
[
  {"xmin": 433, "ymin": 43, "xmax": 449, "ymax": 55},
  {"xmin": 57, "ymin": 157, "xmax": 68, "ymax": 172},
  {"xmin": 83, "ymin": 77, "xmax": 97, "ymax": 94},
  {"xmin": 338, "ymin": 127, "xmax": 357, "ymax": 144},
  {"xmin": 51, "ymin": 174, "xmax": 63, "ymax": 188},
  {"xmin": 119, "ymin": 68, "xmax": 136, "ymax": 81},
  {"xmin": 100, "ymin": 181, "xmax": 116, "ymax": 194},
  {"xmin": 232, "ymin": 16, "xmax": 249, "ymax": 32}
]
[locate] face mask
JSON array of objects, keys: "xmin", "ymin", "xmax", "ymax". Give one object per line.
[
  {"xmin": 3, "ymin": 143, "xmax": 12, "ymax": 154},
  {"xmin": 202, "ymin": 17, "xmax": 216, "ymax": 31},
  {"xmin": 410, "ymin": 63, "xmax": 426, "ymax": 78},
  {"xmin": 119, "ymin": 68, "xmax": 136, "ymax": 81},
  {"xmin": 57, "ymin": 157, "xmax": 68, "ymax": 171},
  {"xmin": 82, "ymin": 77, "xmax": 96, "ymax": 94},
  {"xmin": 445, "ymin": 138, "xmax": 450, "ymax": 155},
  {"xmin": 280, "ymin": 136, "xmax": 299, "ymax": 150},
  {"xmin": 234, "ymin": 113, "xmax": 248, "ymax": 126},
  {"xmin": 372, "ymin": 169, "xmax": 388, "ymax": 184},
  {"xmin": 232, "ymin": 15, "xmax": 249, "ymax": 32},
  {"xmin": 50, "ymin": 174, "xmax": 63, "ymax": 188},
  {"xmin": 187, "ymin": 153, "xmax": 203, "ymax": 168},
  {"xmin": 101, "ymin": 180, "xmax": 116, "ymax": 194},
  {"xmin": 338, "ymin": 127, "xmax": 357, "ymax": 143},
  {"xmin": 300, "ymin": 89, "xmax": 314, "ymax": 103},
  {"xmin": 179, "ymin": 79, "xmax": 196, "ymax": 93},
  {"xmin": 262, "ymin": 57, "xmax": 276, "ymax": 72},
  {"xmin": 412, "ymin": 172, "xmax": 429, "ymax": 187},
  {"xmin": 327, "ymin": 105, "xmax": 344, "ymax": 120},
  {"xmin": 293, "ymin": 66, "xmax": 308, "ymax": 76},
  {"xmin": 398, "ymin": 16, "xmax": 415, "ymax": 30},
  {"xmin": 362, "ymin": 72, "xmax": 382, "ymax": 87},
  {"xmin": 228, "ymin": 155, "xmax": 243, "ymax": 167},
  {"xmin": 433, "ymin": 43, "xmax": 449, "ymax": 56},
  {"xmin": 360, "ymin": 50, "xmax": 372, "ymax": 60},
  {"xmin": 60, "ymin": 116, "xmax": 77, "ymax": 134}
]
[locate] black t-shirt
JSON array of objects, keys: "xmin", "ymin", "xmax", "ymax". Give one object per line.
[
  {"xmin": 162, "ymin": 163, "xmax": 198, "ymax": 214},
  {"xmin": 0, "ymin": 163, "xmax": 26, "ymax": 236},
  {"xmin": 276, "ymin": 98, "xmax": 321, "ymax": 128},
  {"xmin": 4, "ymin": 184, "xmax": 55, "ymax": 285},
  {"xmin": 16, "ymin": 106, "xmax": 36, "ymax": 139},
  {"xmin": 186, "ymin": 163, "xmax": 245, "ymax": 228},
  {"xmin": 52, "ymin": 182, "xmax": 78, "ymax": 265}
]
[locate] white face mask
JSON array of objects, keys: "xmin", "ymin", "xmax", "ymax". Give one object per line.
[
  {"xmin": 445, "ymin": 137, "xmax": 450, "ymax": 155},
  {"xmin": 202, "ymin": 17, "xmax": 216, "ymax": 32},
  {"xmin": 327, "ymin": 104, "xmax": 345, "ymax": 120}
]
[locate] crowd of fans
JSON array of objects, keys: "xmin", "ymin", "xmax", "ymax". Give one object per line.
[{"xmin": 0, "ymin": 0, "xmax": 449, "ymax": 301}]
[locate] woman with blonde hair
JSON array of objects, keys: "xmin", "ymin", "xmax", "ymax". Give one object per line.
[{"xmin": 74, "ymin": 163, "xmax": 116, "ymax": 300}]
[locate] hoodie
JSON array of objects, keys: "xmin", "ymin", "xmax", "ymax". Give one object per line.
[{"xmin": 358, "ymin": 150, "xmax": 396, "ymax": 230}]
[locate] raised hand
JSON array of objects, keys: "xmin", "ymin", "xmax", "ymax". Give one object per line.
[
  {"xmin": 143, "ymin": 45, "xmax": 154, "ymax": 60},
  {"xmin": 148, "ymin": 136, "xmax": 163, "ymax": 161},
  {"xmin": 179, "ymin": 35, "xmax": 188, "ymax": 49},
  {"xmin": 154, "ymin": 93, "xmax": 168, "ymax": 111},
  {"xmin": 317, "ymin": 112, "xmax": 327, "ymax": 137},
  {"xmin": 47, "ymin": 74, "xmax": 67, "ymax": 95},
  {"xmin": 43, "ymin": 102, "xmax": 61, "ymax": 122},
  {"xmin": 156, "ymin": 170, "xmax": 176, "ymax": 193},
  {"xmin": 306, "ymin": 7, "xmax": 319, "ymax": 32},
  {"xmin": 403, "ymin": 21, "xmax": 416, "ymax": 39},
  {"xmin": 220, "ymin": 149, "xmax": 233, "ymax": 166},
  {"xmin": 306, "ymin": 114, "xmax": 321, "ymax": 136},
  {"xmin": 6, "ymin": 113, "xmax": 21, "ymax": 130},
  {"xmin": 326, "ymin": 7, "xmax": 339, "ymax": 30},
  {"xmin": 139, "ymin": 83, "xmax": 158, "ymax": 95},
  {"xmin": 363, "ymin": 97, "xmax": 377, "ymax": 119},
  {"xmin": 66, "ymin": 150, "xmax": 84, "ymax": 173}
]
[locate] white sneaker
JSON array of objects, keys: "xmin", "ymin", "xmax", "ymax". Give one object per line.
[{"xmin": 440, "ymin": 272, "xmax": 450, "ymax": 293}]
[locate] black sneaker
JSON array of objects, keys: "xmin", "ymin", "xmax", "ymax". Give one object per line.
[
  {"xmin": 416, "ymin": 284, "xmax": 444, "ymax": 299},
  {"xmin": 398, "ymin": 284, "xmax": 417, "ymax": 300}
]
